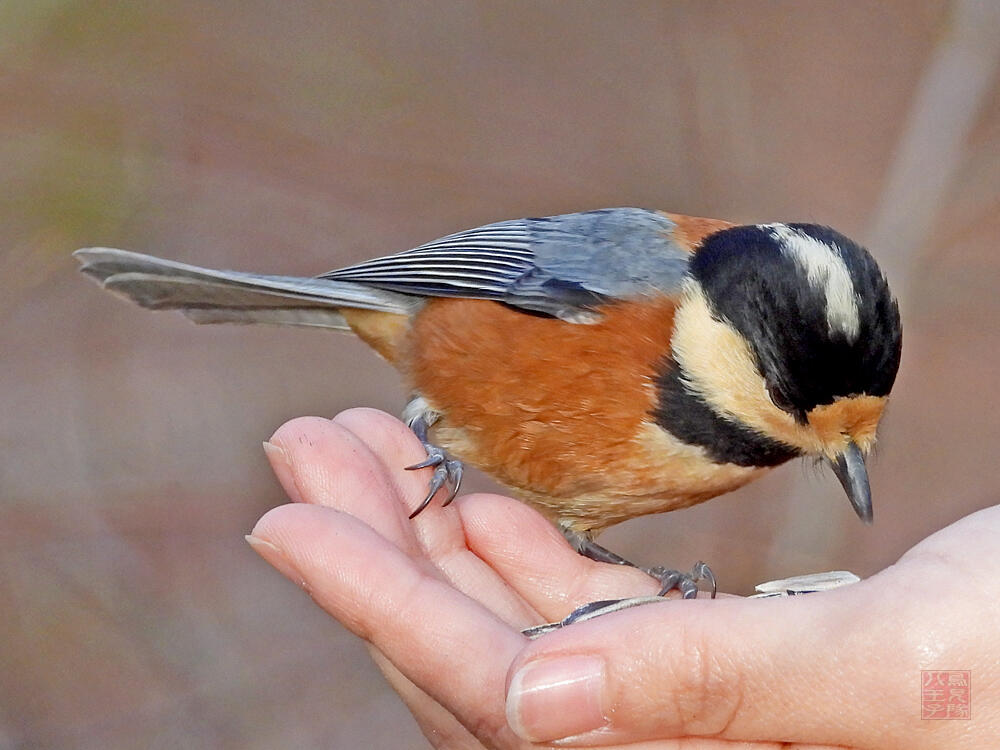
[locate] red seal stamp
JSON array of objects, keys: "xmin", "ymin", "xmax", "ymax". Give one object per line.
[{"xmin": 921, "ymin": 670, "xmax": 971, "ymax": 719}]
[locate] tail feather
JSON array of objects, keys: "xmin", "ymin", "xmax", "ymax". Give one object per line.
[
  {"xmin": 184, "ymin": 307, "xmax": 351, "ymax": 328},
  {"xmin": 74, "ymin": 247, "xmax": 420, "ymax": 329}
]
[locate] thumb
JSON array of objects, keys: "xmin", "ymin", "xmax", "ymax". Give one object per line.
[{"xmin": 504, "ymin": 586, "xmax": 900, "ymax": 747}]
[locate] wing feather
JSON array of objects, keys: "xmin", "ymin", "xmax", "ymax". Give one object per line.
[{"xmin": 321, "ymin": 208, "xmax": 693, "ymax": 320}]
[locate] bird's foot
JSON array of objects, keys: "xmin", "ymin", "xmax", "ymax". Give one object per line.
[
  {"xmin": 520, "ymin": 562, "xmax": 717, "ymax": 637},
  {"xmin": 643, "ymin": 561, "xmax": 717, "ymax": 599},
  {"xmin": 562, "ymin": 526, "xmax": 717, "ymax": 599},
  {"xmin": 402, "ymin": 396, "xmax": 464, "ymax": 518},
  {"xmin": 526, "ymin": 528, "xmax": 716, "ymax": 635},
  {"xmin": 405, "ymin": 443, "xmax": 464, "ymax": 518}
]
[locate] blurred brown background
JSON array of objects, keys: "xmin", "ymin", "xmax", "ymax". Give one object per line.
[{"xmin": 3, "ymin": 1, "xmax": 1000, "ymax": 747}]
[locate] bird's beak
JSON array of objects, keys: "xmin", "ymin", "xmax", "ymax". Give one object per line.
[{"xmin": 827, "ymin": 441, "xmax": 873, "ymax": 524}]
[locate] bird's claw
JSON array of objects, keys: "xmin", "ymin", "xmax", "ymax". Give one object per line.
[
  {"xmin": 405, "ymin": 443, "xmax": 464, "ymax": 518},
  {"xmin": 644, "ymin": 560, "xmax": 717, "ymax": 599},
  {"xmin": 521, "ymin": 561, "xmax": 717, "ymax": 637},
  {"xmin": 402, "ymin": 396, "xmax": 465, "ymax": 518}
]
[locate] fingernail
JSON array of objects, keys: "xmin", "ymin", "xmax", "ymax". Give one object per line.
[
  {"xmin": 506, "ymin": 656, "xmax": 608, "ymax": 742},
  {"xmin": 263, "ymin": 440, "xmax": 303, "ymax": 503},
  {"xmin": 245, "ymin": 534, "xmax": 310, "ymax": 592}
]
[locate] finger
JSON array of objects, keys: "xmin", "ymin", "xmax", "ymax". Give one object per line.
[
  {"xmin": 267, "ymin": 410, "xmax": 453, "ymax": 560},
  {"xmin": 375, "ymin": 637, "xmax": 793, "ymax": 750},
  {"xmin": 266, "ymin": 415, "xmax": 407, "ymax": 523},
  {"xmin": 332, "ymin": 407, "xmax": 442, "ymax": 510},
  {"xmin": 503, "ymin": 585, "xmax": 901, "ymax": 747},
  {"xmin": 249, "ymin": 502, "xmax": 526, "ymax": 748},
  {"xmin": 332, "ymin": 407, "xmax": 487, "ymax": 570},
  {"xmin": 332, "ymin": 407, "xmax": 474, "ymax": 564},
  {"xmin": 367, "ymin": 646, "xmax": 485, "ymax": 750},
  {"xmin": 372, "ymin": 618, "xmax": 794, "ymax": 750},
  {"xmin": 459, "ymin": 493, "xmax": 668, "ymax": 621},
  {"xmin": 306, "ymin": 409, "xmax": 539, "ymax": 626}
]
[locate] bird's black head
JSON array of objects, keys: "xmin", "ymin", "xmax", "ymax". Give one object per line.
[
  {"xmin": 661, "ymin": 222, "xmax": 902, "ymax": 523},
  {"xmin": 690, "ymin": 223, "xmax": 902, "ymax": 423}
]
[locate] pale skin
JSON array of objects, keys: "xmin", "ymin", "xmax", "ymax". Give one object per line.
[{"xmin": 248, "ymin": 408, "xmax": 1000, "ymax": 749}]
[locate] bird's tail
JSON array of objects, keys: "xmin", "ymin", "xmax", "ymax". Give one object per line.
[{"xmin": 74, "ymin": 247, "xmax": 420, "ymax": 329}]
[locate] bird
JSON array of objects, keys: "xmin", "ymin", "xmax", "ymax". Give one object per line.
[{"xmin": 75, "ymin": 208, "xmax": 902, "ymax": 598}]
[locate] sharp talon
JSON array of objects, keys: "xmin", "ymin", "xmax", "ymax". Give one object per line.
[
  {"xmin": 441, "ymin": 462, "xmax": 463, "ymax": 506},
  {"xmin": 408, "ymin": 490, "xmax": 436, "ymax": 519},
  {"xmin": 405, "ymin": 454, "xmax": 444, "ymax": 471},
  {"xmin": 428, "ymin": 467, "xmax": 447, "ymax": 496},
  {"xmin": 407, "ymin": 457, "xmax": 461, "ymax": 517},
  {"xmin": 693, "ymin": 561, "xmax": 718, "ymax": 599},
  {"xmin": 402, "ymin": 398, "xmax": 464, "ymax": 517},
  {"xmin": 646, "ymin": 561, "xmax": 717, "ymax": 598}
]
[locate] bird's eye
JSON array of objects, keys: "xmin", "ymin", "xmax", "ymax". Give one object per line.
[
  {"xmin": 767, "ymin": 382, "xmax": 795, "ymax": 413},
  {"xmin": 767, "ymin": 383, "xmax": 808, "ymax": 424}
]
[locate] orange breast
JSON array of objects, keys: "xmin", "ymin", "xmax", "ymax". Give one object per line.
[{"xmin": 392, "ymin": 295, "xmax": 761, "ymax": 530}]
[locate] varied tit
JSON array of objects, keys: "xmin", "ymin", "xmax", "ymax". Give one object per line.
[{"xmin": 75, "ymin": 208, "xmax": 902, "ymax": 597}]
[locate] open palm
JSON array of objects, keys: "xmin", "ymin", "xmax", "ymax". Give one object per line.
[{"xmin": 249, "ymin": 409, "xmax": 999, "ymax": 749}]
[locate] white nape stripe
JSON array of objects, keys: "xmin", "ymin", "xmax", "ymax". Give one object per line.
[{"xmin": 763, "ymin": 224, "xmax": 861, "ymax": 340}]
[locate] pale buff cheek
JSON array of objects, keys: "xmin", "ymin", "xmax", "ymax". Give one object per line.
[
  {"xmin": 671, "ymin": 286, "xmax": 824, "ymax": 453},
  {"xmin": 672, "ymin": 286, "xmax": 889, "ymax": 456}
]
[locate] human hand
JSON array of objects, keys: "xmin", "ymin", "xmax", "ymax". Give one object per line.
[
  {"xmin": 248, "ymin": 408, "xmax": 668, "ymax": 748},
  {"xmin": 248, "ymin": 409, "xmax": 999, "ymax": 749}
]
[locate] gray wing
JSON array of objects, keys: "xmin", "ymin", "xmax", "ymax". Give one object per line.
[{"xmin": 322, "ymin": 208, "xmax": 692, "ymax": 321}]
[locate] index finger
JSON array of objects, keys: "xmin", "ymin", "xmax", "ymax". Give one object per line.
[{"xmin": 249, "ymin": 502, "xmax": 527, "ymax": 748}]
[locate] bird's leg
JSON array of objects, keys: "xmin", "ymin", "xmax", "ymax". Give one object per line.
[
  {"xmin": 529, "ymin": 526, "xmax": 716, "ymax": 635},
  {"xmin": 401, "ymin": 396, "xmax": 464, "ymax": 518},
  {"xmin": 563, "ymin": 529, "xmax": 637, "ymax": 566},
  {"xmin": 561, "ymin": 525, "xmax": 716, "ymax": 599}
]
